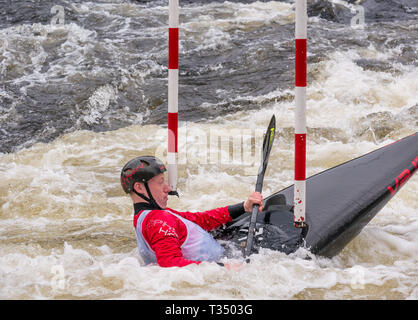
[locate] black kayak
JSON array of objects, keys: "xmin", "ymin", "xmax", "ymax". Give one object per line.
[{"xmin": 214, "ymin": 132, "xmax": 418, "ymax": 258}]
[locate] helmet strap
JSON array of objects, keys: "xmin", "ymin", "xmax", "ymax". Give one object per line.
[{"xmin": 133, "ymin": 182, "xmax": 162, "ymax": 210}]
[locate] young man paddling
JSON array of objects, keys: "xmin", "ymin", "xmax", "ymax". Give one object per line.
[{"xmin": 121, "ymin": 156, "xmax": 263, "ymax": 268}]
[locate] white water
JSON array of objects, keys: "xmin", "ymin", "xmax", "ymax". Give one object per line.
[{"xmin": 0, "ymin": 1, "xmax": 417, "ymax": 300}]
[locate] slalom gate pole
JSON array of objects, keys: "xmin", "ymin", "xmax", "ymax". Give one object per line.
[
  {"xmin": 168, "ymin": 0, "xmax": 179, "ymax": 196},
  {"xmin": 294, "ymin": 0, "xmax": 307, "ymax": 228}
]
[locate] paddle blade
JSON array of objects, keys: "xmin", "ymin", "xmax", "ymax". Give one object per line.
[
  {"xmin": 255, "ymin": 115, "xmax": 276, "ymax": 191},
  {"xmin": 262, "ymin": 115, "xmax": 276, "ymax": 166}
]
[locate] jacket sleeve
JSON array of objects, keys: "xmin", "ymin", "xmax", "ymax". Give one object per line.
[
  {"xmin": 142, "ymin": 211, "xmax": 201, "ymax": 268},
  {"xmin": 168, "ymin": 202, "xmax": 246, "ymax": 231}
]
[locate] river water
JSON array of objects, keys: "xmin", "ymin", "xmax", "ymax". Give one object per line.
[{"xmin": 0, "ymin": 0, "xmax": 417, "ymax": 299}]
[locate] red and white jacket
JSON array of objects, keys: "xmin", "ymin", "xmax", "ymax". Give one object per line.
[{"xmin": 133, "ymin": 202, "xmax": 245, "ymax": 267}]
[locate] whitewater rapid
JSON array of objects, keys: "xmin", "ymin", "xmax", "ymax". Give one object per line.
[{"xmin": 0, "ymin": 0, "xmax": 417, "ymax": 299}]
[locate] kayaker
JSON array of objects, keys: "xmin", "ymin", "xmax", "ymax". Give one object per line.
[{"xmin": 121, "ymin": 155, "xmax": 263, "ymax": 268}]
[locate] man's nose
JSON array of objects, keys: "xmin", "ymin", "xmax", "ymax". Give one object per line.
[{"xmin": 165, "ymin": 183, "xmax": 172, "ymax": 193}]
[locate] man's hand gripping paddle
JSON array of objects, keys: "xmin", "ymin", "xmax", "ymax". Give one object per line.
[{"xmin": 244, "ymin": 115, "xmax": 276, "ymax": 260}]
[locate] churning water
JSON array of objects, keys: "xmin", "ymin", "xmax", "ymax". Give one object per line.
[{"xmin": 0, "ymin": 0, "xmax": 417, "ymax": 299}]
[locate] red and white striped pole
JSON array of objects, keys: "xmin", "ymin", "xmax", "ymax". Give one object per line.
[
  {"xmin": 294, "ymin": 0, "xmax": 307, "ymax": 228},
  {"xmin": 168, "ymin": 0, "xmax": 179, "ymax": 195}
]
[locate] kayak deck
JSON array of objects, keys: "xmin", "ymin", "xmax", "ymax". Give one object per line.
[{"xmin": 215, "ymin": 133, "xmax": 418, "ymax": 258}]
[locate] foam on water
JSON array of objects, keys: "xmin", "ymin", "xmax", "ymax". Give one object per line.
[
  {"xmin": 0, "ymin": 0, "xmax": 417, "ymax": 300},
  {"xmin": 0, "ymin": 112, "xmax": 416, "ymax": 299}
]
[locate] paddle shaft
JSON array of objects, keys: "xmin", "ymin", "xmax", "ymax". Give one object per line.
[
  {"xmin": 244, "ymin": 116, "xmax": 275, "ymax": 258},
  {"xmin": 244, "ymin": 173, "xmax": 264, "ymax": 257}
]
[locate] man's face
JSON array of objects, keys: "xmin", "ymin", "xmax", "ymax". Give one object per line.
[{"xmin": 137, "ymin": 173, "xmax": 171, "ymax": 209}]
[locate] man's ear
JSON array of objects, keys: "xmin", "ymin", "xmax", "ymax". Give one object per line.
[{"xmin": 133, "ymin": 182, "xmax": 145, "ymax": 195}]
